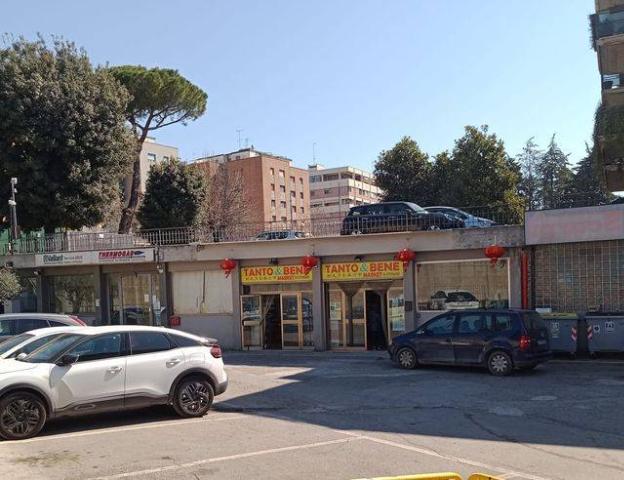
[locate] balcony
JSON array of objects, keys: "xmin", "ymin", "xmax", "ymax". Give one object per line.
[
  {"xmin": 602, "ymin": 74, "xmax": 624, "ymax": 107},
  {"xmin": 591, "ymin": 9, "xmax": 624, "ymax": 48}
]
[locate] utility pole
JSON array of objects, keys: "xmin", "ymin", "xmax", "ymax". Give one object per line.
[{"xmin": 8, "ymin": 177, "xmax": 18, "ymax": 253}]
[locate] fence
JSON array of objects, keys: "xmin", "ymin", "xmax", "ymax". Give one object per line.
[{"xmin": 0, "ymin": 204, "xmax": 522, "ymax": 255}]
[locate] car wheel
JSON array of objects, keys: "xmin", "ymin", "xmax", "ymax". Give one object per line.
[
  {"xmin": 396, "ymin": 348, "xmax": 417, "ymax": 369},
  {"xmin": 488, "ymin": 351, "xmax": 513, "ymax": 376},
  {"xmin": 350, "ymin": 230, "xmax": 363, "ymax": 235},
  {"xmin": 0, "ymin": 392, "xmax": 47, "ymax": 440},
  {"xmin": 173, "ymin": 377, "xmax": 214, "ymax": 418}
]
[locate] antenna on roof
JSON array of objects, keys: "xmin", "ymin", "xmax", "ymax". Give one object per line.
[{"xmin": 236, "ymin": 129, "xmax": 244, "ymax": 149}]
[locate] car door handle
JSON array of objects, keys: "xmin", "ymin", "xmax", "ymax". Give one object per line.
[
  {"xmin": 166, "ymin": 358, "xmax": 182, "ymax": 366},
  {"xmin": 107, "ymin": 366, "xmax": 123, "ymax": 373}
]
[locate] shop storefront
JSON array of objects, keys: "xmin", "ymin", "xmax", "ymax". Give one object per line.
[
  {"xmin": 322, "ymin": 261, "xmax": 405, "ymax": 350},
  {"xmin": 240, "ymin": 265, "xmax": 314, "ymax": 350},
  {"xmin": 107, "ymin": 272, "xmax": 162, "ymax": 326}
]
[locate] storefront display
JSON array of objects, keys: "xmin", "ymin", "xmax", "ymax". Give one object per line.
[
  {"xmin": 416, "ymin": 260, "xmax": 509, "ymax": 311},
  {"xmin": 108, "ymin": 273, "xmax": 162, "ymax": 326},
  {"xmin": 240, "ymin": 264, "xmax": 313, "ymax": 350},
  {"xmin": 47, "ymin": 274, "xmax": 96, "ymax": 323}
]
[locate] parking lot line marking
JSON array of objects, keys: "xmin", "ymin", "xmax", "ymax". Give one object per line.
[
  {"xmin": 0, "ymin": 413, "xmax": 246, "ymax": 445},
  {"xmin": 333, "ymin": 430, "xmax": 551, "ymax": 480},
  {"xmin": 85, "ymin": 436, "xmax": 366, "ymax": 480}
]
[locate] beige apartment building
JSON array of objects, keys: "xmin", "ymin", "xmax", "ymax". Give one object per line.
[
  {"xmin": 308, "ymin": 164, "xmax": 383, "ymax": 219},
  {"xmin": 193, "ymin": 148, "xmax": 310, "ymax": 225},
  {"xmin": 591, "ymin": 0, "xmax": 624, "ymax": 190},
  {"xmin": 123, "ymin": 137, "xmax": 179, "ymax": 201}
]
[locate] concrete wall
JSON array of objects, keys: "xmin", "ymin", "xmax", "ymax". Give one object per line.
[{"xmin": 525, "ymin": 204, "xmax": 624, "ymax": 245}]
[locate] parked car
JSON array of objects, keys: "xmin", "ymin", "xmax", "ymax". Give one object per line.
[
  {"xmin": 0, "ymin": 326, "xmax": 83, "ymax": 360},
  {"xmin": 0, "ymin": 313, "xmax": 87, "ymax": 343},
  {"xmin": 0, "ymin": 326, "xmax": 227, "ymax": 440},
  {"xmin": 340, "ymin": 202, "xmax": 464, "ymax": 235},
  {"xmin": 425, "ymin": 206, "xmax": 495, "ymax": 228},
  {"xmin": 255, "ymin": 230, "xmax": 310, "ymax": 240},
  {"xmin": 388, "ymin": 309, "xmax": 551, "ymax": 376},
  {"xmin": 430, "ymin": 290, "xmax": 480, "ymax": 310}
]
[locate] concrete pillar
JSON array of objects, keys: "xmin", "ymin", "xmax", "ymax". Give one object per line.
[
  {"xmin": 312, "ymin": 261, "xmax": 326, "ymax": 351},
  {"xmin": 158, "ymin": 265, "xmax": 169, "ymax": 327},
  {"xmin": 403, "ymin": 262, "xmax": 417, "ymax": 332},
  {"xmin": 38, "ymin": 274, "xmax": 48, "ymax": 313},
  {"xmin": 230, "ymin": 266, "xmax": 242, "ymax": 350},
  {"xmin": 508, "ymin": 251, "xmax": 522, "ymax": 309},
  {"xmin": 93, "ymin": 266, "xmax": 106, "ymax": 326}
]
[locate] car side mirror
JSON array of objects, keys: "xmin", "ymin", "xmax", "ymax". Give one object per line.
[
  {"xmin": 416, "ymin": 329, "xmax": 426, "ymax": 336},
  {"xmin": 57, "ymin": 353, "xmax": 79, "ymax": 366},
  {"xmin": 16, "ymin": 352, "xmax": 28, "ymax": 361}
]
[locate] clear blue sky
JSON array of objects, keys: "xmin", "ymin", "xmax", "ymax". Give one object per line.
[{"xmin": 4, "ymin": 0, "xmax": 598, "ymax": 170}]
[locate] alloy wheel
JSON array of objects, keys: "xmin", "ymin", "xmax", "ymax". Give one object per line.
[
  {"xmin": 0, "ymin": 398, "xmax": 42, "ymax": 438},
  {"xmin": 489, "ymin": 352, "xmax": 511, "ymax": 375},
  {"xmin": 398, "ymin": 349, "xmax": 416, "ymax": 369},
  {"xmin": 179, "ymin": 381, "xmax": 210, "ymax": 415}
]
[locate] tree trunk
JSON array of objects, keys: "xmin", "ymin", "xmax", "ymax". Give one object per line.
[{"xmin": 118, "ymin": 136, "xmax": 147, "ymax": 234}]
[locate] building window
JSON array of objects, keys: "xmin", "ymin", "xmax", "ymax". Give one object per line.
[
  {"xmin": 272, "ymin": 215, "xmax": 277, "ymax": 221},
  {"xmin": 416, "ymin": 260, "xmax": 509, "ymax": 312},
  {"xmin": 270, "ymin": 168, "xmax": 275, "ymax": 176},
  {"xmin": 300, "ymin": 192, "xmax": 304, "ymax": 199},
  {"xmin": 280, "ymin": 185, "xmax": 286, "ymax": 193},
  {"xmin": 324, "ymin": 189, "xmax": 331, "ymax": 195},
  {"xmin": 278, "ymin": 170, "xmax": 285, "ymax": 178},
  {"xmin": 48, "ymin": 275, "xmax": 96, "ymax": 319},
  {"xmin": 341, "ymin": 172, "xmax": 353, "ymax": 179},
  {"xmin": 147, "ymin": 153, "xmax": 157, "ymax": 162},
  {"xmin": 290, "ymin": 190, "xmax": 296, "ymax": 198},
  {"xmin": 280, "ymin": 201, "xmax": 287, "ymax": 208},
  {"xmin": 299, "ymin": 177, "xmax": 303, "ymax": 185},
  {"xmin": 310, "ymin": 175, "xmax": 322, "ymax": 183},
  {"xmin": 271, "ymin": 183, "xmax": 275, "ymax": 191},
  {"xmin": 323, "ymin": 173, "xmax": 339, "ymax": 181},
  {"xmin": 300, "ymin": 207, "xmax": 305, "ymax": 214},
  {"xmin": 292, "ymin": 206, "xmax": 297, "ymax": 213},
  {"xmin": 289, "ymin": 176, "xmax": 296, "ymax": 184},
  {"xmin": 271, "ymin": 200, "xmax": 276, "ymax": 207},
  {"xmin": 281, "ymin": 216, "xmax": 287, "ymax": 222}
]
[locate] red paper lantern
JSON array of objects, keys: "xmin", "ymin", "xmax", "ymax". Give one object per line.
[
  {"xmin": 484, "ymin": 244, "xmax": 506, "ymax": 266},
  {"xmin": 396, "ymin": 248, "xmax": 416, "ymax": 268},
  {"xmin": 220, "ymin": 258, "xmax": 237, "ymax": 277},
  {"xmin": 301, "ymin": 255, "xmax": 318, "ymax": 274}
]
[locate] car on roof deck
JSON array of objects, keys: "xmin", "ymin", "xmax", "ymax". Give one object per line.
[
  {"xmin": 0, "ymin": 313, "xmax": 87, "ymax": 343},
  {"xmin": 425, "ymin": 206, "xmax": 495, "ymax": 228},
  {"xmin": 340, "ymin": 202, "xmax": 464, "ymax": 235},
  {"xmin": 388, "ymin": 309, "xmax": 552, "ymax": 376},
  {"xmin": 0, "ymin": 325, "xmax": 227, "ymax": 440}
]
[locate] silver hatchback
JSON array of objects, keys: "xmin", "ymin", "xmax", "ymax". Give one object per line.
[{"xmin": 0, "ymin": 313, "xmax": 87, "ymax": 343}]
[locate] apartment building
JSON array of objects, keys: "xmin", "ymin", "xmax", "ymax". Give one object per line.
[
  {"xmin": 193, "ymin": 148, "xmax": 310, "ymax": 225},
  {"xmin": 591, "ymin": 0, "xmax": 624, "ymax": 190},
  {"xmin": 308, "ymin": 165, "xmax": 383, "ymax": 219},
  {"xmin": 123, "ymin": 137, "xmax": 179, "ymax": 200}
]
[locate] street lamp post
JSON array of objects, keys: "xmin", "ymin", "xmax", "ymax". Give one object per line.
[{"xmin": 8, "ymin": 177, "xmax": 18, "ymax": 251}]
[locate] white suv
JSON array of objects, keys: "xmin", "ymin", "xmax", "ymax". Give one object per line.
[{"xmin": 0, "ymin": 326, "xmax": 227, "ymax": 440}]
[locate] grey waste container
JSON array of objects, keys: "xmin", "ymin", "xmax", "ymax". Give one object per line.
[
  {"xmin": 586, "ymin": 315, "xmax": 624, "ymax": 354},
  {"xmin": 542, "ymin": 314, "xmax": 579, "ymax": 355}
]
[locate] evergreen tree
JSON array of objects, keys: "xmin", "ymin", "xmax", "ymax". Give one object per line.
[
  {"xmin": 435, "ymin": 125, "xmax": 523, "ymax": 221},
  {"xmin": 137, "ymin": 159, "xmax": 206, "ymax": 230},
  {"xmin": 569, "ymin": 144, "xmax": 613, "ymax": 207},
  {"xmin": 516, "ymin": 138, "xmax": 542, "ymax": 210},
  {"xmin": 374, "ymin": 136, "xmax": 434, "ymax": 205},
  {"xmin": 536, "ymin": 135, "xmax": 574, "ymax": 209}
]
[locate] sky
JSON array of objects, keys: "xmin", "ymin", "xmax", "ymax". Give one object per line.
[{"xmin": 3, "ymin": 0, "xmax": 599, "ymax": 171}]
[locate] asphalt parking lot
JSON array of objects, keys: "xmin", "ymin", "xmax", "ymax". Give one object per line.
[{"xmin": 1, "ymin": 352, "xmax": 623, "ymax": 480}]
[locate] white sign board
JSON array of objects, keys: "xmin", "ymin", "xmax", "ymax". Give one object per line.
[{"xmin": 35, "ymin": 249, "xmax": 155, "ymax": 267}]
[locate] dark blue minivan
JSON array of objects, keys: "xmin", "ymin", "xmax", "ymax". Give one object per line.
[{"xmin": 388, "ymin": 309, "xmax": 552, "ymax": 376}]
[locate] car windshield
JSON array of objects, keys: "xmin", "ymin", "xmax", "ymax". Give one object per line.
[
  {"xmin": 406, "ymin": 202, "xmax": 427, "ymax": 213},
  {"xmin": 0, "ymin": 334, "xmax": 33, "ymax": 355},
  {"xmin": 447, "ymin": 292, "xmax": 478, "ymax": 302},
  {"xmin": 20, "ymin": 333, "xmax": 85, "ymax": 363}
]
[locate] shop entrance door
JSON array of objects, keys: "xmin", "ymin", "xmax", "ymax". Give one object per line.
[
  {"xmin": 262, "ymin": 295, "xmax": 282, "ymax": 349},
  {"xmin": 365, "ymin": 291, "xmax": 386, "ymax": 350},
  {"xmin": 328, "ymin": 287, "xmax": 367, "ymax": 349},
  {"xmin": 109, "ymin": 273, "xmax": 161, "ymax": 326},
  {"xmin": 281, "ymin": 294, "xmax": 302, "ymax": 348}
]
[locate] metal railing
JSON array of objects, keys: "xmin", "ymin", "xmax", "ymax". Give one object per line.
[{"xmin": 0, "ymin": 204, "xmax": 521, "ymax": 255}]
